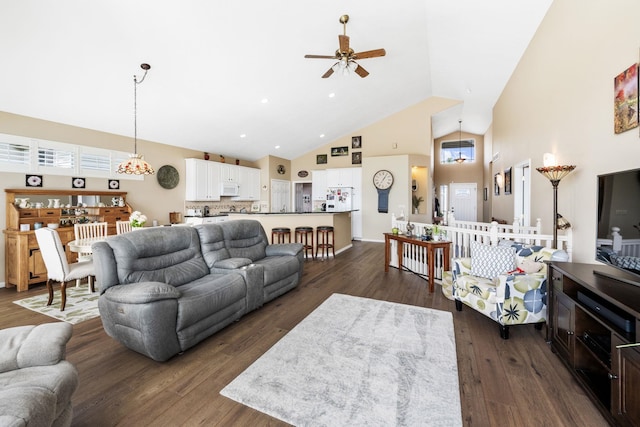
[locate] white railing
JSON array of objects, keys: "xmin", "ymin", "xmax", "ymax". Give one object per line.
[
  {"xmin": 388, "ymin": 215, "xmax": 573, "ymax": 283},
  {"xmin": 597, "ymin": 226, "xmax": 640, "ymax": 257}
]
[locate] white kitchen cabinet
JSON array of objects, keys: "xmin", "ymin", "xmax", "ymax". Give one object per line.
[
  {"xmin": 327, "ymin": 168, "xmax": 354, "ymax": 188},
  {"xmin": 185, "ymin": 158, "xmax": 221, "ymax": 201},
  {"xmin": 233, "ymin": 166, "xmax": 261, "ymax": 201},
  {"xmin": 312, "ymin": 170, "xmax": 328, "ymax": 201},
  {"xmin": 220, "ymin": 163, "xmax": 240, "ymax": 183}
]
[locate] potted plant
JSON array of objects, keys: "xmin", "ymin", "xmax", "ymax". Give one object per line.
[{"xmin": 412, "ymin": 194, "xmax": 424, "ymax": 214}]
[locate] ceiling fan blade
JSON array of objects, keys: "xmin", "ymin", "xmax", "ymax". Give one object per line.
[
  {"xmin": 305, "ymin": 54, "xmax": 336, "ymax": 59},
  {"xmin": 322, "ymin": 67, "xmax": 335, "ymax": 79},
  {"xmin": 354, "ymin": 63, "xmax": 369, "ymax": 78},
  {"xmin": 339, "ymin": 34, "xmax": 350, "ymax": 53},
  {"xmin": 353, "ymin": 48, "xmax": 386, "ymax": 59}
]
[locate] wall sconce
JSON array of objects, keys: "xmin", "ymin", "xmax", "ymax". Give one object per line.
[{"xmin": 495, "ymin": 173, "xmax": 504, "ymax": 188}]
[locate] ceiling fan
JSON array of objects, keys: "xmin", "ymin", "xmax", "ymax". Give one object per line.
[{"xmin": 304, "ymin": 15, "xmax": 386, "ymax": 78}]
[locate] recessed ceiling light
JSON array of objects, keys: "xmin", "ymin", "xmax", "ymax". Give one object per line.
[
  {"xmin": 240, "ymin": 134, "xmax": 246, "ymax": 138},
  {"xmin": 261, "ymin": 98, "xmax": 269, "ymax": 103},
  {"xmin": 320, "ymin": 134, "xmax": 325, "ymax": 138},
  {"xmin": 328, "ymin": 93, "xmax": 335, "ymax": 98},
  {"xmin": 275, "ymin": 145, "xmax": 280, "ymax": 149}
]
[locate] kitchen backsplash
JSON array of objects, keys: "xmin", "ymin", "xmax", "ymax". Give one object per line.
[{"xmin": 184, "ymin": 200, "xmax": 254, "ymax": 215}]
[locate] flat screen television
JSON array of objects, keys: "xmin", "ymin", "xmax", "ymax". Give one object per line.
[{"xmin": 596, "ymin": 167, "xmax": 640, "ymax": 285}]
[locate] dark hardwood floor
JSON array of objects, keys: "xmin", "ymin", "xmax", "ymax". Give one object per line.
[{"xmin": 0, "ymin": 241, "xmax": 609, "ymax": 426}]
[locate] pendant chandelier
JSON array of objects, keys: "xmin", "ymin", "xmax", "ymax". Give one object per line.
[
  {"xmin": 455, "ymin": 119, "xmax": 465, "ymax": 164},
  {"xmin": 117, "ymin": 63, "xmax": 155, "ymax": 175}
]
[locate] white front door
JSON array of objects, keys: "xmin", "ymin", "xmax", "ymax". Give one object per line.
[
  {"xmin": 449, "ymin": 183, "xmax": 477, "ymax": 221},
  {"xmin": 271, "ymin": 179, "xmax": 291, "ymax": 212}
]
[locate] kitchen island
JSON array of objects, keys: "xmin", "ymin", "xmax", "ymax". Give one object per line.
[{"xmin": 226, "ymin": 211, "xmax": 354, "ymax": 256}]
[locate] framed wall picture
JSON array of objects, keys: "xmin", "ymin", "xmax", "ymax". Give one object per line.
[
  {"xmin": 108, "ymin": 179, "xmax": 120, "ymax": 190},
  {"xmin": 352, "ymin": 136, "xmax": 362, "ymax": 149},
  {"xmin": 26, "ymin": 174, "xmax": 43, "ymax": 187},
  {"xmin": 494, "ymin": 173, "xmax": 500, "ymax": 196},
  {"xmin": 352, "ymin": 151, "xmax": 362, "ymax": 165},
  {"xmin": 504, "ymin": 167, "xmax": 512, "ymax": 195},
  {"xmin": 72, "ymin": 177, "xmax": 86, "ymax": 189},
  {"xmin": 614, "ymin": 63, "xmax": 639, "ymax": 133},
  {"xmin": 331, "ymin": 146, "xmax": 349, "ymax": 156},
  {"xmin": 316, "ymin": 154, "xmax": 327, "ymax": 164}
]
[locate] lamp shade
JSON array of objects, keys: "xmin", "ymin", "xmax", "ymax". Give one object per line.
[{"xmin": 116, "ymin": 153, "xmax": 155, "ymax": 175}]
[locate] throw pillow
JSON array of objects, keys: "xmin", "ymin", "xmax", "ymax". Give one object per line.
[
  {"xmin": 519, "ymin": 258, "xmax": 544, "ymax": 274},
  {"xmin": 470, "ymin": 241, "xmax": 516, "ymax": 280}
]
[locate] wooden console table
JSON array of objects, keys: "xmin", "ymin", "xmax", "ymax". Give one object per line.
[{"xmin": 383, "ymin": 233, "xmax": 451, "ymax": 293}]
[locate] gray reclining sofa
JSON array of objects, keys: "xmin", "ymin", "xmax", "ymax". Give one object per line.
[{"xmin": 93, "ymin": 219, "xmax": 303, "ymax": 361}]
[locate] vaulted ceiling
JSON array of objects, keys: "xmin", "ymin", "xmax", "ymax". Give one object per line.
[{"xmin": 0, "ymin": 0, "xmax": 552, "ymax": 161}]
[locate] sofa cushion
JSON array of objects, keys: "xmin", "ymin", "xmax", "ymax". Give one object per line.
[
  {"xmin": 455, "ymin": 274, "xmax": 497, "ymax": 303},
  {"xmin": 254, "ymin": 255, "xmax": 300, "ymax": 286},
  {"xmin": 0, "ymin": 361, "xmax": 78, "ymax": 424},
  {"xmin": 107, "ymin": 226, "xmax": 210, "ymax": 287},
  {"xmin": 176, "ymin": 273, "xmax": 247, "ymax": 344},
  {"xmin": 0, "ymin": 323, "xmax": 72, "ymax": 374},
  {"xmin": 194, "ymin": 224, "xmax": 231, "ymax": 269},
  {"xmin": 220, "ymin": 220, "xmax": 268, "ymax": 261},
  {"xmin": 470, "ymin": 241, "xmax": 516, "ymax": 279}
]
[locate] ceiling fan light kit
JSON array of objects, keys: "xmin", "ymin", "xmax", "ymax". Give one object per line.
[{"xmin": 305, "ymin": 14, "xmax": 386, "ymax": 78}]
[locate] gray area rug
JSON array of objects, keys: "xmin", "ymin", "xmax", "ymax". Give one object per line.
[{"xmin": 221, "ymin": 293, "xmax": 462, "ymax": 426}]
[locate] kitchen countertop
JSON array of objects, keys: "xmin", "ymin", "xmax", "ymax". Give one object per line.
[
  {"xmin": 225, "ymin": 211, "xmax": 358, "ymax": 215},
  {"xmin": 184, "ymin": 210, "xmax": 358, "ymax": 218}
]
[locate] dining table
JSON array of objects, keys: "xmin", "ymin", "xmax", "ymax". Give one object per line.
[{"xmin": 67, "ymin": 237, "xmax": 106, "ymax": 254}]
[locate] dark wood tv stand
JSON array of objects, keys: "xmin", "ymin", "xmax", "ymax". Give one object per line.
[{"xmin": 548, "ymin": 262, "xmax": 640, "ymax": 426}]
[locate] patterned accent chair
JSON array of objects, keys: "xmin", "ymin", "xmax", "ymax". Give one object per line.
[{"xmin": 442, "ymin": 243, "xmax": 556, "ymax": 339}]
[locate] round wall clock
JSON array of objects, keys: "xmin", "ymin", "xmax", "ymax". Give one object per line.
[
  {"xmin": 373, "ymin": 169, "xmax": 394, "ymax": 213},
  {"xmin": 373, "ymin": 169, "xmax": 394, "ymax": 190},
  {"xmin": 157, "ymin": 165, "xmax": 180, "ymax": 189}
]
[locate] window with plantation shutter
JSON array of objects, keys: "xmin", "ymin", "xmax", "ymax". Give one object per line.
[
  {"xmin": 0, "ymin": 139, "xmax": 31, "ymax": 172},
  {"xmin": 37, "ymin": 143, "xmax": 76, "ymax": 173},
  {"xmin": 0, "ymin": 132, "xmax": 143, "ymax": 180}
]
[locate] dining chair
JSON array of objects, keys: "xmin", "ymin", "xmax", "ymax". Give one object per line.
[
  {"xmin": 35, "ymin": 228, "xmax": 95, "ymax": 311},
  {"xmin": 116, "ymin": 220, "xmax": 132, "ymax": 235},
  {"xmin": 74, "ymin": 222, "xmax": 108, "ymax": 261}
]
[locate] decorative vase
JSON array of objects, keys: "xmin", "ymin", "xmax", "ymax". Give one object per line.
[{"xmin": 52, "ymin": 199, "xmax": 60, "ymax": 208}]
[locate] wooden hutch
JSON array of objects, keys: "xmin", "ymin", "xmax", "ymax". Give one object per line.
[{"xmin": 4, "ymin": 189, "xmax": 132, "ymax": 292}]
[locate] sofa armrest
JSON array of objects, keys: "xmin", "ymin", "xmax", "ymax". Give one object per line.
[
  {"xmin": 0, "ymin": 323, "xmax": 72, "ymax": 373},
  {"xmin": 101, "ymin": 281, "xmax": 181, "ymax": 304},
  {"xmin": 452, "ymin": 257, "xmax": 472, "ymax": 276},
  {"xmin": 213, "ymin": 257, "xmax": 253, "ymax": 269},
  {"xmin": 265, "ymin": 243, "xmax": 303, "ymax": 257}
]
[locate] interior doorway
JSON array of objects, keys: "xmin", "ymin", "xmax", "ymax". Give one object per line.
[
  {"xmin": 271, "ymin": 179, "xmax": 291, "ymax": 212},
  {"xmin": 513, "ymin": 160, "xmax": 531, "ymax": 226},
  {"xmin": 449, "ymin": 182, "xmax": 477, "ymax": 221},
  {"xmin": 293, "ymin": 182, "xmax": 313, "ymax": 213}
]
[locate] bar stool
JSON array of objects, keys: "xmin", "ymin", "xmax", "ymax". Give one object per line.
[
  {"xmin": 271, "ymin": 227, "xmax": 291, "ymax": 244},
  {"xmin": 316, "ymin": 225, "xmax": 335, "ymax": 260},
  {"xmin": 295, "ymin": 226, "xmax": 315, "ymax": 260}
]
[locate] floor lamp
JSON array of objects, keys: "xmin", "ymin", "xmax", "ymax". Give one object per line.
[{"xmin": 536, "ymin": 165, "xmax": 576, "ymax": 249}]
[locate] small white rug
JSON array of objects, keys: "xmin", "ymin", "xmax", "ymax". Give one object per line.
[
  {"xmin": 221, "ymin": 293, "xmax": 462, "ymax": 426},
  {"xmin": 13, "ymin": 285, "xmax": 100, "ymax": 325}
]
